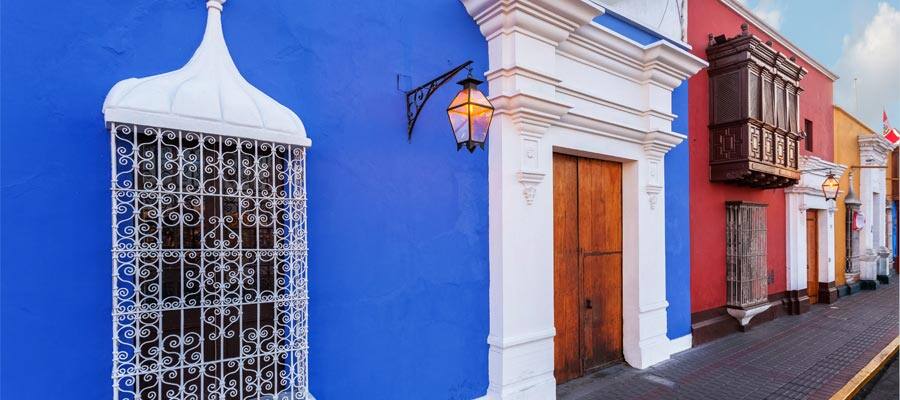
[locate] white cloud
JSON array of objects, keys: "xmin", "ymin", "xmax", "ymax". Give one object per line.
[
  {"xmin": 752, "ymin": 0, "xmax": 783, "ymax": 29},
  {"xmin": 737, "ymin": 0, "xmax": 784, "ymax": 29},
  {"xmin": 834, "ymin": 2, "xmax": 900, "ymax": 131}
]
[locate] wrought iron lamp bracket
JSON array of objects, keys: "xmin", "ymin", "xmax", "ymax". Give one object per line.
[
  {"xmin": 405, "ymin": 60, "xmax": 473, "ymax": 141},
  {"xmin": 799, "ymin": 167, "xmax": 835, "ymax": 173}
]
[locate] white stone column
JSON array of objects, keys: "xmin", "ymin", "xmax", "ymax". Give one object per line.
[
  {"xmin": 463, "ymin": 2, "xmax": 602, "ymax": 399},
  {"xmin": 785, "ymin": 193, "xmax": 809, "ymax": 292},
  {"xmin": 821, "ymin": 205, "xmax": 837, "ymax": 284},
  {"xmin": 624, "ymin": 139, "xmax": 680, "ymax": 368},
  {"xmin": 857, "ymin": 135, "xmax": 892, "ymax": 285}
]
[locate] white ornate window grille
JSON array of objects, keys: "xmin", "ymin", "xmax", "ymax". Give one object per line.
[{"xmin": 110, "ymin": 123, "xmax": 309, "ymax": 399}]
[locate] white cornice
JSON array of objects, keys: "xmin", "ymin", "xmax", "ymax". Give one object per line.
[
  {"xmin": 719, "ymin": 0, "xmax": 838, "ymax": 81},
  {"xmin": 799, "ymin": 155, "xmax": 847, "ymax": 176},
  {"xmin": 556, "ymin": 86, "xmax": 676, "ymax": 122},
  {"xmin": 461, "ymin": 0, "xmax": 603, "ymax": 44},
  {"xmin": 858, "ymin": 134, "xmax": 894, "ymax": 165},
  {"xmin": 643, "ymin": 130, "xmax": 686, "ymax": 155},
  {"xmin": 562, "ymin": 20, "xmax": 707, "ymax": 91}
]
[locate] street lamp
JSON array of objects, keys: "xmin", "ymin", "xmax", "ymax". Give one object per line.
[
  {"xmin": 822, "ymin": 172, "xmax": 840, "ymax": 201},
  {"xmin": 405, "ymin": 61, "xmax": 494, "ymax": 152},
  {"xmin": 446, "ymin": 75, "xmax": 494, "ymax": 152}
]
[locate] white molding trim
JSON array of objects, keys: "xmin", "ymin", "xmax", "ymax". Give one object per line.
[
  {"xmin": 461, "ymin": 1, "xmax": 706, "ymax": 399},
  {"xmin": 718, "ymin": 0, "xmax": 838, "ymax": 81},
  {"xmin": 668, "ymin": 334, "xmax": 692, "ymax": 355}
]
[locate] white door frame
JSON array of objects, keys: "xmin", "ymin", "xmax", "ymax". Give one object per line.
[
  {"xmin": 785, "ymin": 156, "xmax": 845, "ymax": 300},
  {"xmin": 460, "ymin": 1, "xmax": 706, "ymax": 399}
]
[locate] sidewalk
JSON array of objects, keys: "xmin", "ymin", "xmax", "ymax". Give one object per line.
[{"xmin": 558, "ymin": 283, "xmax": 899, "ymax": 400}]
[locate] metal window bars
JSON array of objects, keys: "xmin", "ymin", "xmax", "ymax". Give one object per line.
[
  {"xmin": 725, "ymin": 202, "xmax": 769, "ymax": 309},
  {"xmin": 110, "ymin": 123, "xmax": 309, "ymax": 400}
]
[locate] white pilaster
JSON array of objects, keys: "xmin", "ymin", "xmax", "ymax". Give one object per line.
[{"xmin": 857, "ymin": 135, "xmax": 892, "ymax": 283}]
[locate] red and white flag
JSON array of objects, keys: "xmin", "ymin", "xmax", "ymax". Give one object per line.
[{"xmin": 884, "ymin": 109, "xmax": 900, "ymax": 145}]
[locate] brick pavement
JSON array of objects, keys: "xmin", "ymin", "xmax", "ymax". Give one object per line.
[{"xmin": 557, "ymin": 283, "xmax": 899, "ymax": 400}]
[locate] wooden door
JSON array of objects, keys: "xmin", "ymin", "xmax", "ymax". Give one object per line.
[
  {"xmin": 553, "ymin": 153, "xmax": 623, "ymax": 384},
  {"xmin": 806, "ymin": 210, "xmax": 819, "ymax": 305}
]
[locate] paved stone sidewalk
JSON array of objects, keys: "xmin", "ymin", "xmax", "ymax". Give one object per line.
[{"xmin": 558, "ymin": 283, "xmax": 899, "ymax": 400}]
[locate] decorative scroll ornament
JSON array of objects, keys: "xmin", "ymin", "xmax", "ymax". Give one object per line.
[
  {"xmin": 518, "ymin": 171, "xmax": 545, "ymax": 205},
  {"xmin": 645, "ymin": 185, "xmax": 662, "ymax": 210}
]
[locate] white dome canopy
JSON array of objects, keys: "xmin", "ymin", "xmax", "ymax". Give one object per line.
[{"xmin": 103, "ymin": 0, "xmax": 310, "ymax": 146}]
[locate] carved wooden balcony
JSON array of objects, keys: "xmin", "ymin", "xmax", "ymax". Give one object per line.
[{"xmin": 707, "ymin": 25, "xmax": 806, "ymax": 188}]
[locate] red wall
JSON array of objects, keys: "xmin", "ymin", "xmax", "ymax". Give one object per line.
[{"xmin": 688, "ymin": 0, "xmax": 835, "ymax": 313}]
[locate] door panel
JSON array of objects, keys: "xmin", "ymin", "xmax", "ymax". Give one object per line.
[
  {"xmin": 553, "ymin": 154, "xmax": 623, "ymax": 383},
  {"xmin": 806, "ymin": 210, "xmax": 819, "ymax": 304},
  {"xmin": 578, "ymin": 159, "xmax": 623, "ymax": 371},
  {"xmin": 553, "ymin": 153, "xmax": 581, "ymax": 384},
  {"xmin": 581, "ymin": 253, "xmax": 623, "ymax": 370}
]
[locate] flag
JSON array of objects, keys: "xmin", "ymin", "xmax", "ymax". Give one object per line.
[{"xmin": 884, "ymin": 109, "xmax": 900, "ymax": 145}]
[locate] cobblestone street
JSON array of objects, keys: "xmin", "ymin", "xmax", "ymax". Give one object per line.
[{"xmin": 558, "ymin": 284, "xmax": 899, "ymax": 400}]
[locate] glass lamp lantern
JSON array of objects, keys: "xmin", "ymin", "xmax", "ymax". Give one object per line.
[
  {"xmin": 822, "ymin": 172, "xmax": 840, "ymax": 201},
  {"xmin": 447, "ymin": 76, "xmax": 494, "ymax": 152}
]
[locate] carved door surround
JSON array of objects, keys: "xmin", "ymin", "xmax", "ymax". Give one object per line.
[
  {"xmin": 785, "ymin": 156, "xmax": 845, "ymax": 312},
  {"xmin": 460, "ymin": 1, "xmax": 707, "ymax": 399}
]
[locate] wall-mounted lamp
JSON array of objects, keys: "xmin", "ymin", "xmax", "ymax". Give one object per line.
[
  {"xmin": 405, "ymin": 61, "xmax": 494, "ymax": 152},
  {"xmin": 821, "ymin": 172, "xmax": 840, "ymax": 201},
  {"xmin": 800, "ymin": 167, "xmax": 842, "ymax": 201}
]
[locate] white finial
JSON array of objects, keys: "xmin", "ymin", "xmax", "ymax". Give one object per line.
[
  {"xmin": 207, "ymin": 0, "xmax": 225, "ymax": 11},
  {"xmin": 102, "ymin": 0, "xmax": 310, "ymax": 146}
]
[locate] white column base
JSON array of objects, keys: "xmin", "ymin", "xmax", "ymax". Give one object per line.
[
  {"xmin": 669, "ymin": 334, "xmax": 693, "ymax": 355},
  {"xmin": 626, "ymin": 334, "xmax": 671, "ymax": 369},
  {"xmin": 479, "ymin": 334, "xmax": 556, "ymax": 400}
]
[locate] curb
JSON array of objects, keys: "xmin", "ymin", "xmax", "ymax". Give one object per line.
[{"xmin": 830, "ymin": 336, "xmax": 900, "ymax": 400}]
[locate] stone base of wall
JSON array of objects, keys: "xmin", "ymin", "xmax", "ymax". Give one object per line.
[
  {"xmin": 691, "ymin": 292, "xmax": 787, "ymax": 346},
  {"xmin": 861, "ymin": 280, "xmax": 880, "ymax": 290},
  {"xmin": 784, "ymin": 289, "xmax": 811, "ymax": 315},
  {"xmin": 818, "ymin": 282, "xmax": 839, "ymax": 304},
  {"xmin": 838, "ymin": 282, "xmax": 862, "ymax": 296}
]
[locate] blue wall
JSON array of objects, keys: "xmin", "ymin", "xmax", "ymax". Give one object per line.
[
  {"xmin": 595, "ymin": 12, "xmax": 693, "ymax": 341},
  {"xmin": 1, "ymin": 1, "xmax": 488, "ymax": 399},
  {"xmin": 665, "ymin": 82, "xmax": 691, "ymax": 340},
  {"xmin": 891, "ymin": 201, "xmax": 900, "ymax": 258}
]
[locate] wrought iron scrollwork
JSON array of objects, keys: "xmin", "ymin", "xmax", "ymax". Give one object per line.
[
  {"xmin": 405, "ymin": 60, "xmax": 473, "ymax": 141},
  {"xmin": 110, "ymin": 123, "xmax": 309, "ymax": 400}
]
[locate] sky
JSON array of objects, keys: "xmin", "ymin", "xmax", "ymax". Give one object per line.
[{"xmin": 737, "ymin": 0, "xmax": 900, "ymax": 133}]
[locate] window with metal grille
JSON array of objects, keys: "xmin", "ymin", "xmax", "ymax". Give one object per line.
[
  {"xmin": 804, "ymin": 119, "xmax": 813, "ymax": 151},
  {"xmin": 725, "ymin": 202, "xmax": 769, "ymax": 309},
  {"xmin": 110, "ymin": 123, "xmax": 309, "ymax": 399}
]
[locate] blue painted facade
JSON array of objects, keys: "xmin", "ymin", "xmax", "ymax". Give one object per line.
[
  {"xmin": 1, "ymin": 2, "xmax": 691, "ymax": 399},
  {"xmin": 892, "ymin": 202, "xmax": 898, "ymax": 259},
  {"xmin": 594, "ymin": 12, "xmax": 693, "ymax": 341}
]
